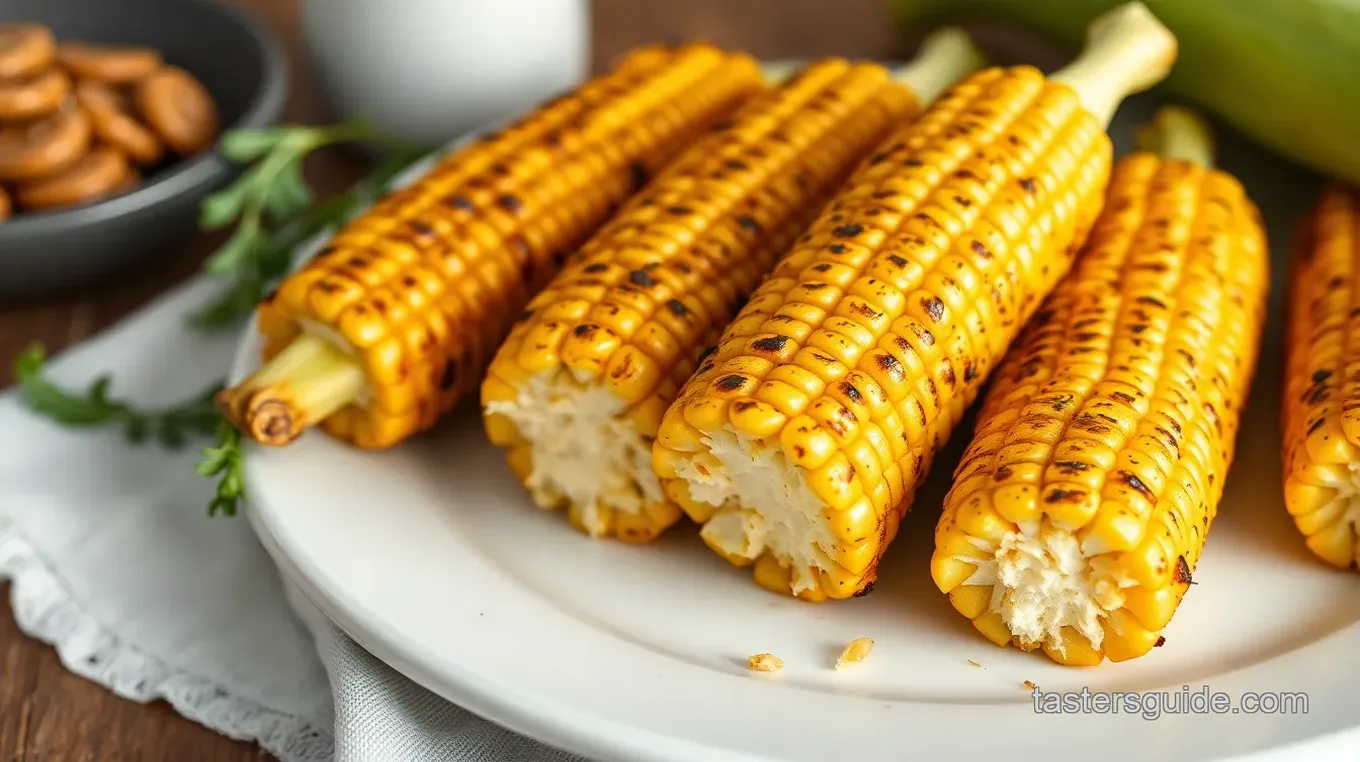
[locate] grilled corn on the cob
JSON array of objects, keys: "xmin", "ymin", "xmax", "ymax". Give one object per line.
[
  {"xmin": 216, "ymin": 44, "xmax": 764, "ymax": 449},
  {"xmin": 653, "ymin": 2, "xmax": 1178, "ymax": 600},
  {"xmin": 1283, "ymin": 184, "xmax": 1360, "ymax": 569},
  {"xmin": 481, "ymin": 30, "xmax": 987, "ymax": 542},
  {"xmin": 931, "ymin": 105, "xmax": 1270, "ymax": 665}
]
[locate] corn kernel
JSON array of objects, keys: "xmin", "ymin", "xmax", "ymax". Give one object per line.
[{"xmin": 933, "ymin": 113, "xmax": 1270, "ymax": 665}]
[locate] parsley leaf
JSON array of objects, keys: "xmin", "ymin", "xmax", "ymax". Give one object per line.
[
  {"xmin": 14, "ymin": 344, "xmax": 223, "ymax": 449},
  {"xmin": 197, "ymin": 422, "xmax": 246, "ymax": 517},
  {"xmin": 191, "ymin": 118, "xmax": 428, "ymax": 327}
]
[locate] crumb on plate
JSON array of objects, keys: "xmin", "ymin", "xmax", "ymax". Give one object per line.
[
  {"xmin": 1023, "ymin": 680, "xmax": 1036, "ymax": 690},
  {"xmin": 967, "ymin": 659, "xmax": 981, "ymax": 668},
  {"xmin": 835, "ymin": 637, "xmax": 874, "ymax": 670},
  {"xmin": 747, "ymin": 653, "xmax": 783, "ymax": 672}
]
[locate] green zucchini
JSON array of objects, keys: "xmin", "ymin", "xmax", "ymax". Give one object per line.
[{"xmin": 887, "ymin": 0, "xmax": 1360, "ymax": 185}]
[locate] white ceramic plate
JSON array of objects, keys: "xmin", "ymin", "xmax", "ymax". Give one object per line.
[{"xmin": 235, "ymin": 96, "xmax": 1360, "ymax": 762}]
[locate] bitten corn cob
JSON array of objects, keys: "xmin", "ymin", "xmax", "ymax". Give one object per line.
[
  {"xmin": 653, "ymin": 2, "xmax": 1177, "ymax": 601},
  {"xmin": 1283, "ymin": 184, "xmax": 1360, "ymax": 569},
  {"xmin": 215, "ymin": 44, "xmax": 764, "ymax": 449},
  {"xmin": 931, "ymin": 106, "xmax": 1270, "ymax": 666},
  {"xmin": 481, "ymin": 29, "xmax": 988, "ymax": 542}
]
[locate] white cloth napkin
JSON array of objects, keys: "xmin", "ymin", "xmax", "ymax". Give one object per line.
[{"xmin": 0, "ymin": 275, "xmax": 586, "ymax": 762}]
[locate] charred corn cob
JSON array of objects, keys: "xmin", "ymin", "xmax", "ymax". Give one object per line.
[
  {"xmin": 481, "ymin": 30, "xmax": 987, "ymax": 542},
  {"xmin": 931, "ymin": 105, "xmax": 1270, "ymax": 665},
  {"xmin": 652, "ymin": 2, "xmax": 1177, "ymax": 601},
  {"xmin": 215, "ymin": 44, "xmax": 764, "ymax": 449},
  {"xmin": 1283, "ymin": 184, "xmax": 1360, "ymax": 570}
]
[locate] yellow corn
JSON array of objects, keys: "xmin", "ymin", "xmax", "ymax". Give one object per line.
[
  {"xmin": 931, "ymin": 106, "xmax": 1270, "ymax": 666},
  {"xmin": 653, "ymin": 2, "xmax": 1177, "ymax": 601},
  {"xmin": 481, "ymin": 30, "xmax": 987, "ymax": 542},
  {"xmin": 1283, "ymin": 183, "xmax": 1360, "ymax": 570},
  {"xmin": 216, "ymin": 43, "xmax": 763, "ymax": 449}
]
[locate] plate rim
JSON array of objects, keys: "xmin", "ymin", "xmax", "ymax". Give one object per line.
[
  {"xmin": 229, "ymin": 94, "xmax": 1360, "ymax": 762},
  {"xmin": 229, "ymin": 139, "xmax": 737, "ymax": 762},
  {"xmin": 246, "ymin": 487, "xmax": 702, "ymax": 762},
  {"xmin": 233, "ymin": 329, "xmax": 788, "ymax": 762},
  {"xmin": 234, "ymin": 326, "xmax": 1360, "ymax": 762}
]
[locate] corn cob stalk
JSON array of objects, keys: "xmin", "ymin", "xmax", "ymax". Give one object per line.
[
  {"xmin": 481, "ymin": 31, "xmax": 988, "ymax": 542},
  {"xmin": 1283, "ymin": 184, "xmax": 1360, "ymax": 570},
  {"xmin": 652, "ymin": 2, "xmax": 1177, "ymax": 601},
  {"xmin": 215, "ymin": 44, "xmax": 764, "ymax": 450},
  {"xmin": 931, "ymin": 105, "xmax": 1270, "ymax": 665}
]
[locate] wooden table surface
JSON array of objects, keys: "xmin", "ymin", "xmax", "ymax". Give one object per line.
[{"xmin": 0, "ymin": 0, "xmax": 902, "ymax": 759}]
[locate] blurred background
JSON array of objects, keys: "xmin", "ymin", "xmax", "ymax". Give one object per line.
[{"xmin": 0, "ymin": 0, "xmax": 930, "ymax": 397}]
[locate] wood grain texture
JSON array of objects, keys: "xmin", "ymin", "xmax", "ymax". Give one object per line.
[{"xmin": 0, "ymin": 0, "xmax": 893, "ymax": 758}]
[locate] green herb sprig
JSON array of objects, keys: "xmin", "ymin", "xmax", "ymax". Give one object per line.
[
  {"xmin": 11, "ymin": 119, "xmax": 429, "ymax": 518},
  {"xmin": 186, "ymin": 121, "xmax": 429, "ymax": 516},
  {"xmin": 192, "ymin": 119, "xmax": 428, "ymax": 327},
  {"xmin": 14, "ymin": 345, "xmax": 222, "ymax": 448},
  {"xmin": 14, "ymin": 345, "xmax": 243, "ymax": 515},
  {"xmin": 197, "ymin": 422, "xmax": 245, "ymax": 517}
]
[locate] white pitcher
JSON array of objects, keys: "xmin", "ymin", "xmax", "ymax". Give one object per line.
[{"xmin": 300, "ymin": 0, "xmax": 591, "ymax": 146}]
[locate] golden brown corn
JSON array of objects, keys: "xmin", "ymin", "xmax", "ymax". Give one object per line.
[
  {"xmin": 216, "ymin": 43, "xmax": 763, "ymax": 449},
  {"xmin": 1283, "ymin": 183, "xmax": 1360, "ymax": 570},
  {"xmin": 481, "ymin": 30, "xmax": 986, "ymax": 542},
  {"xmin": 653, "ymin": 3, "xmax": 1177, "ymax": 601},
  {"xmin": 931, "ymin": 106, "xmax": 1270, "ymax": 666}
]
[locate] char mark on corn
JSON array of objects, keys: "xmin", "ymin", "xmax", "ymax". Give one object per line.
[
  {"xmin": 654, "ymin": 64, "xmax": 1113, "ymax": 601},
  {"xmin": 932, "ymin": 147, "xmax": 1269, "ymax": 665},
  {"xmin": 218, "ymin": 43, "xmax": 765, "ymax": 449},
  {"xmin": 482, "ymin": 59, "xmax": 920, "ymax": 542},
  {"xmin": 1283, "ymin": 184, "xmax": 1360, "ymax": 570}
]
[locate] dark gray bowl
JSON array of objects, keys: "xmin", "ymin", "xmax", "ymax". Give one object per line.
[{"xmin": 0, "ymin": 0, "xmax": 286, "ymax": 301}]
